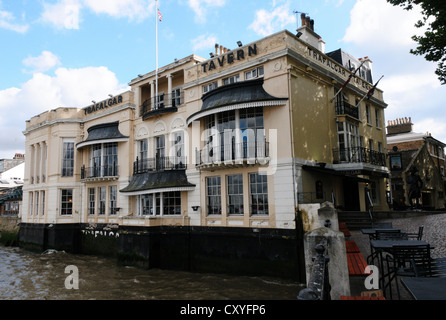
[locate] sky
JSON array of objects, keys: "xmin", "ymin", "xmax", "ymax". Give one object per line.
[{"xmin": 0, "ymin": 0, "xmax": 445, "ymax": 159}]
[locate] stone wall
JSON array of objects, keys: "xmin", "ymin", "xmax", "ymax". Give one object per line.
[{"xmin": 0, "ymin": 216, "xmax": 20, "ymax": 245}]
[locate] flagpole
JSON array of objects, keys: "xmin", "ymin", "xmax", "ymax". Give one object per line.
[
  {"xmin": 155, "ymin": 0, "xmax": 158, "ymax": 110},
  {"xmin": 355, "ymin": 75, "xmax": 384, "ymax": 108},
  {"xmin": 330, "ymin": 59, "xmax": 366, "ymax": 103}
]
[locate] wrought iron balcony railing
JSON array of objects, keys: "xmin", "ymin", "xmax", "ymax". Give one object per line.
[
  {"xmin": 140, "ymin": 92, "xmax": 184, "ymax": 119},
  {"xmin": 81, "ymin": 164, "xmax": 119, "ymax": 180},
  {"xmin": 335, "ymin": 100, "xmax": 359, "ymax": 119},
  {"xmin": 333, "ymin": 147, "xmax": 386, "ymax": 166},
  {"xmin": 196, "ymin": 141, "xmax": 269, "ymax": 166},
  {"xmin": 133, "ymin": 156, "xmax": 187, "ymax": 174}
]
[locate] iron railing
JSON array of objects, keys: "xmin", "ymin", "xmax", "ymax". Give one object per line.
[
  {"xmin": 196, "ymin": 141, "xmax": 269, "ymax": 166},
  {"xmin": 333, "ymin": 147, "xmax": 386, "ymax": 166},
  {"xmin": 133, "ymin": 156, "xmax": 187, "ymax": 174},
  {"xmin": 140, "ymin": 92, "xmax": 184, "ymax": 118},
  {"xmin": 335, "ymin": 100, "xmax": 359, "ymax": 119},
  {"xmin": 81, "ymin": 164, "xmax": 119, "ymax": 180},
  {"xmin": 297, "ymin": 239, "xmax": 331, "ymax": 300}
]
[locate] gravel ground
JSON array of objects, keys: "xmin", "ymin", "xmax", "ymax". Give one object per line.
[{"xmin": 349, "ymin": 212, "xmax": 446, "ymax": 300}]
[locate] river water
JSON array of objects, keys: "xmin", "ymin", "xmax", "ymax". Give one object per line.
[{"xmin": 0, "ymin": 245, "xmax": 302, "ymax": 300}]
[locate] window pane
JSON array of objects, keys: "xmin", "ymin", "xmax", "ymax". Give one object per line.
[
  {"xmin": 61, "ymin": 189, "xmax": 73, "ymax": 215},
  {"xmin": 249, "ymin": 173, "xmax": 268, "ymax": 215},
  {"xmin": 206, "ymin": 176, "xmax": 221, "ymax": 215},
  {"xmin": 62, "ymin": 139, "xmax": 74, "ymax": 177},
  {"xmin": 227, "ymin": 174, "xmax": 243, "ymax": 215}
]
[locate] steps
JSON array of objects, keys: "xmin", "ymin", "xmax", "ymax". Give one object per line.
[{"xmin": 338, "ymin": 211, "xmax": 373, "ymax": 230}]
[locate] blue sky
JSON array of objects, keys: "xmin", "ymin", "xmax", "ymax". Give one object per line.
[{"xmin": 0, "ymin": 0, "xmax": 445, "ymax": 159}]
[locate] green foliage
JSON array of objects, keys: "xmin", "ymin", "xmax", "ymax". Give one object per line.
[{"xmin": 387, "ymin": 0, "xmax": 446, "ymax": 84}]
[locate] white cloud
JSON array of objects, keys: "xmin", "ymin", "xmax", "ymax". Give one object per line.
[
  {"xmin": 22, "ymin": 51, "xmax": 61, "ymax": 73},
  {"xmin": 40, "ymin": 0, "xmax": 154, "ymax": 30},
  {"xmin": 248, "ymin": 1, "xmax": 296, "ymax": 37},
  {"xmin": 0, "ymin": 66, "xmax": 128, "ymax": 158},
  {"xmin": 191, "ymin": 34, "xmax": 218, "ymax": 52},
  {"xmin": 41, "ymin": 0, "xmax": 82, "ymax": 30},
  {"xmin": 342, "ymin": 0, "xmax": 424, "ymax": 49},
  {"xmin": 0, "ymin": 9, "xmax": 29, "ymax": 33},
  {"xmin": 82, "ymin": 0, "xmax": 154, "ymax": 22},
  {"xmin": 188, "ymin": 0, "xmax": 225, "ymax": 23}
]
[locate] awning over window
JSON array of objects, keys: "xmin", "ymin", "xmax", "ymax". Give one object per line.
[
  {"xmin": 186, "ymin": 78, "xmax": 287, "ymax": 125},
  {"xmin": 120, "ymin": 170, "xmax": 195, "ymax": 196},
  {"xmin": 76, "ymin": 121, "xmax": 129, "ymax": 149}
]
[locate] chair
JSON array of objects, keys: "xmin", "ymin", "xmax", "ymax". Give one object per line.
[
  {"xmin": 367, "ymin": 230, "xmax": 406, "ymax": 265},
  {"xmin": 384, "ymin": 245, "xmax": 432, "ymax": 299},
  {"xmin": 407, "ymin": 225, "xmax": 423, "ymax": 241}
]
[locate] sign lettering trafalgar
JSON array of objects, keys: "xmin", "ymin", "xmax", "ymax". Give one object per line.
[
  {"xmin": 201, "ymin": 44, "xmax": 258, "ymax": 73},
  {"xmin": 307, "ymin": 47, "xmax": 372, "ymax": 91},
  {"xmin": 84, "ymin": 95, "xmax": 123, "ymax": 115}
]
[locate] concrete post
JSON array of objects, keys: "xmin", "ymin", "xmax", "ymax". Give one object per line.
[{"xmin": 303, "ymin": 227, "xmax": 350, "ymax": 300}]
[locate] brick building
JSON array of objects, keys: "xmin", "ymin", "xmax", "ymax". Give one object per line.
[{"xmin": 387, "ymin": 117, "xmax": 446, "ymax": 209}]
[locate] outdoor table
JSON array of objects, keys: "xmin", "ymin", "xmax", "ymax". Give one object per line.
[
  {"xmin": 401, "ymin": 277, "xmax": 446, "ymax": 300},
  {"xmin": 370, "ymin": 240, "xmax": 431, "ymax": 296}
]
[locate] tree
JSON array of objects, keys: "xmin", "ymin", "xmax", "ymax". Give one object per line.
[{"xmin": 387, "ymin": 0, "xmax": 446, "ymax": 84}]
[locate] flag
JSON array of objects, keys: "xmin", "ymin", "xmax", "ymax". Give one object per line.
[
  {"xmin": 158, "ymin": 9, "xmax": 162, "ymax": 21},
  {"xmin": 366, "ymin": 75, "xmax": 383, "ymax": 100}
]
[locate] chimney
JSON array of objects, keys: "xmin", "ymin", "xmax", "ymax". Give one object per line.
[
  {"xmin": 301, "ymin": 13, "xmax": 306, "ymax": 27},
  {"xmin": 386, "ymin": 117, "xmax": 413, "ymax": 135}
]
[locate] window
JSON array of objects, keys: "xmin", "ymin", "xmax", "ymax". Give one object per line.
[
  {"xmin": 141, "ymin": 194, "xmax": 153, "ymax": 215},
  {"xmin": 369, "ymin": 139, "xmax": 374, "ymax": 151},
  {"xmin": 60, "ymin": 189, "xmax": 73, "ymax": 215},
  {"xmin": 155, "ymin": 93, "xmax": 164, "ymax": 109},
  {"xmin": 206, "ymin": 176, "xmax": 221, "ymax": 215},
  {"xmin": 375, "ymin": 108, "xmax": 381, "ymax": 128},
  {"xmin": 245, "ymin": 66, "xmax": 264, "ymax": 80},
  {"xmin": 62, "ymin": 138, "xmax": 74, "ymax": 177},
  {"xmin": 249, "ymin": 173, "xmax": 268, "ymax": 215},
  {"xmin": 29, "ymin": 192, "xmax": 33, "ymax": 216},
  {"xmin": 163, "ymin": 191, "xmax": 181, "ymax": 215},
  {"xmin": 109, "ymin": 186, "xmax": 117, "ymax": 215},
  {"xmin": 366, "ymin": 104, "xmax": 371, "ymax": 124},
  {"xmin": 139, "ymin": 139, "xmax": 148, "ymax": 171},
  {"xmin": 35, "ymin": 191, "xmax": 39, "ymax": 216},
  {"xmin": 223, "ymin": 74, "xmax": 240, "ymax": 85},
  {"xmin": 41, "ymin": 191, "xmax": 45, "ymax": 216},
  {"xmin": 172, "ymin": 131, "xmax": 185, "ymax": 166},
  {"xmin": 88, "ymin": 188, "xmax": 95, "ymax": 215},
  {"xmin": 227, "ymin": 174, "xmax": 243, "ymax": 215},
  {"xmin": 203, "ymin": 81, "xmax": 218, "ymax": 94},
  {"xmin": 103, "ymin": 143, "xmax": 118, "ymax": 176},
  {"xmin": 99, "ymin": 186, "xmax": 106, "ymax": 215},
  {"xmin": 171, "ymin": 88, "xmax": 182, "ymax": 107},
  {"xmin": 91, "ymin": 144, "xmax": 102, "ymax": 175},
  {"xmin": 155, "ymin": 135, "xmax": 165, "ymax": 170}
]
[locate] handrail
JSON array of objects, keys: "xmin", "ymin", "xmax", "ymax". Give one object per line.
[
  {"xmin": 133, "ymin": 156, "xmax": 187, "ymax": 174},
  {"xmin": 297, "ymin": 239, "xmax": 331, "ymax": 300}
]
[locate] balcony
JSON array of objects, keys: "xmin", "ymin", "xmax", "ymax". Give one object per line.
[
  {"xmin": 335, "ymin": 101, "xmax": 359, "ymax": 120},
  {"xmin": 196, "ymin": 141, "xmax": 270, "ymax": 169},
  {"xmin": 133, "ymin": 156, "xmax": 187, "ymax": 174},
  {"xmin": 81, "ymin": 164, "xmax": 119, "ymax": 181},
  {"xmin": 140, "ymin": 92, "xmax": 183, "ymax": 120},
  {"xmin": 333, "ymin": 147, "xmax": 386, "ymax": 167}
]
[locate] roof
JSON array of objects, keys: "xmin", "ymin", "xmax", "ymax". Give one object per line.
[
  {"xmin": 187, "ymin": 78, "xmax": 287, "ymax": 125},
  {"xmin": 76, "ymin": 121, "xmax": 129, "ymax": 149},
  {"xmin": 120, "ymin": 170, "xmax": 195, "ymax": 196}
]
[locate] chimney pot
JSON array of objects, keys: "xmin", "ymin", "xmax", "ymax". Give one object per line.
[{"xmin": 301, "ymin": 13, "xmax": 306, "ymax": 26}]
